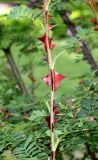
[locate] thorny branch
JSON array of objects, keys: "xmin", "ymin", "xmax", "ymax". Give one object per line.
[{"xmin": 59, "ymin": 9, "xmax": 98, "ymax": 74}]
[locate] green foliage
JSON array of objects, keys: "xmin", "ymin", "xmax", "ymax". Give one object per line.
[
  {"xmin": 64, "ymin": 27, "xmax": 90, "ymax": 52},
  {"xmin": 13, "ymin": 135, "xmax": 47, "ymax": 160},
  {"xmin": 8, "ymin": 6, "xmax": 34, "ymax": 20},
  {"xmin": 0, "ymin": 127, "xmax": 48, "ymax": 160},
  {"xmin": 76, "ymin": 26, "xmax": 90, "ymax": 40},
  {"xmin": 29, "ymin": 110, "xmax": 46, "ymax": 121},
  {"xmin": 77, "ymin": 97, "xmax": 98, "ymax": 117}
]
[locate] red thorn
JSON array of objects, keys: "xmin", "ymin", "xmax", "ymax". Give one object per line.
[
  {"xmin": 91, "ymin": 18, "xmax": 97, "ymax": 24},
  {"xmin": 42, "ymin": 70, "xmax": 65, "ymax": 91},
  {"xmin": 38, "ymin": 33, "xmax": 55, "ymax": 52},
  {"xmin": 95, "ymin": 25, "xmax": 98, "ymax": 31}
]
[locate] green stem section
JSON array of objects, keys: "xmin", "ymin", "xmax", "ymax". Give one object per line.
[{"xmin": 44, "ymin": 1, "xmax": 55, "ymax": 159}]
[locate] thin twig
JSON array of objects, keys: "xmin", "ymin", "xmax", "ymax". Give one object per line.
[
  {"xmin": 0, "ymin": 108, "xmax": 29, "ymax": 120},
  {"xmin": 3, "ymin": 46, "xmax": 29, "ymax": 94},
  {"xmin": 59, "ymin": 9, "xmax": 98, "ymax": 74}
]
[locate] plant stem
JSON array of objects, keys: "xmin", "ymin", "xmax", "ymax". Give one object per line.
[
  {"xmin": 43, "ymin": 1, "xmax": 55, "ymax": 159},
  {"xmin": 3, "ymin": 47, "xmax": 29, "ymax": 94}
]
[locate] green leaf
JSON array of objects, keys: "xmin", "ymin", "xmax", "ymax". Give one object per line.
[
  {"xmin": 76, "ymin": 26, "xmax": 90, "ymax": 39},
  {"xmin": 29, "ymin": 110, "xmax": 46, "ymax": 121},
  {"xmin": 45, "ymin": 130, "xmax": 50, "ymax": 137},
  {"xmin": 65, "ymin": 37, "xmax": 78, "ymax": 50},
  {"xmin": 55, "ymin": 130, "xmax": 63, "ymax": 136},
  {"xmin": 8, "ymin": 6, "xmax": 34, "ymax": 20},
  {"xmin": 46, "ymin": 130, "xmax": 63, "ymax": 137},
  {"xmin": 24, "ymin": 135, "xmax": 33, "ymax": 149},
  {"xmin": 13, "ymin": 135, "xmax": 47, "ymax": 159},
  {"xmin": 78, "ymin": 121, "xmax": 83, "ymax": 127}
]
